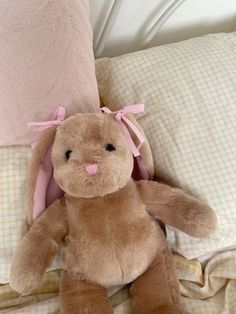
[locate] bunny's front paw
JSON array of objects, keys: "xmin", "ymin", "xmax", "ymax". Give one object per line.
[
  {"xmin": 9, "ymin": 244, "xmax": 43, "ymax": 295},
  {"xmin": 10, "ymin": 267, "xmax": 42, "ymax": 295},
  {"xmin": 188, "ymin": 200, "xmax": 217, "ymax": 238}
]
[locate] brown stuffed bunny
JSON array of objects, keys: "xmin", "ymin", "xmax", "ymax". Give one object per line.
[{"xmin": 10, "ymin": 110, "xmax": 217, "ymax": 314}]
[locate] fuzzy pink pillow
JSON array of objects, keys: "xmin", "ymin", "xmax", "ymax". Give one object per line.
[{"xmin": 0, "ymin": 0, "xmax": 99, "ymax": 145}]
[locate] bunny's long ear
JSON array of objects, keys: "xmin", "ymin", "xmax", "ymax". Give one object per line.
[
  {"xmin": 26, "ymin": 127, "xmax": 64, "ymax": 226},
  {"xmin": 125, "ymin": 113, "xmax": 154, "ymax": 180}
]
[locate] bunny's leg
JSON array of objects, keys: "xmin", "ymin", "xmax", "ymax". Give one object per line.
[
  {"xmin": 130, "ymin": 247, "xmax": 186, "ymax": 314},
  {"xmin": 60, "ymin": 270, "xmax": 113, "ymax": 314}
]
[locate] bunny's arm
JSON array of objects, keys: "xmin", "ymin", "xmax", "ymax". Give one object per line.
[
  {"xmin": 10, "ymin": 198, "xmax": 68, "ymax": 295},
  {"xmin": 136, "ymin": 180, "xmax": 217, "ymax": 238}
]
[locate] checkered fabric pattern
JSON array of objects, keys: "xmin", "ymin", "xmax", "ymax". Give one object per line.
[
  {"xmin": 0, "ymin": 146, "xmax": 31, "ymax": 283},
  {"xmin": 96, "ymin": 33, "xmax": 236, "ymax": 259}
]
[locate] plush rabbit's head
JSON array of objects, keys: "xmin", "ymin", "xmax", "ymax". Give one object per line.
[
  {"xmin": 27, "ymin": 107, "xmax": 154, "ymax": 225},
  {"xmin": 52, "ymin": 113, "xmax": 134, "ymax": 198}
]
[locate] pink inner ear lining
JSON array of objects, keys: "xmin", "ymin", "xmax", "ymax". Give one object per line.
[{"xmin": 32, "ymin": 144, "xmax": 64, "ymax": 221}]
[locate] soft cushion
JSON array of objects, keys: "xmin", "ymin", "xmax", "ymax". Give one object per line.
[
  {"xmin": 0, "ymin": 0, "xmax": 99, "ymax": 145},
  {"xmin": 96, "ymin": 33, "xmax": 236, "ymax": 259}
]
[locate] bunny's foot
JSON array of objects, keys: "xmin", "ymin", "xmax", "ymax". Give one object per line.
[
  {"xmin": 151, "ymin": 304, "xmax": 188, "ymax": 314},
  {"xmin": 60, "ymin": 271, "xmax": 113, "ymax": 314},
  {"xmin": 130, "ymin": 247, "xmax": 187, "ymax": 314}
]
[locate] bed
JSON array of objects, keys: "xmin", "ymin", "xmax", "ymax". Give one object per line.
[{"xmin": 0, "ymin": 1, "xmax": 236, "ymax": 313}]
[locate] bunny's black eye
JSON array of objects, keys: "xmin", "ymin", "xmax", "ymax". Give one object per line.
[
  {"xmin": 65, "ymin": 149, "xmax": 72, "ymax": 160},
  {"xmin": 106, "ymin": 143, "xmax": 116, "ymax": 152}
]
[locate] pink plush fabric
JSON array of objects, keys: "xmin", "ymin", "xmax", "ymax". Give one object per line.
[{"xmin": 0, "ymin": 0, "xmax": 99, "ymax": 145}]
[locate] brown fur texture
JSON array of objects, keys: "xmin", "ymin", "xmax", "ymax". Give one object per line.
[{"xmin": 10, "ymin": 113, "xmax": 217, "ymax": 313}]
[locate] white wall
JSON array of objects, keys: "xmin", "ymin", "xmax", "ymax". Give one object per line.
[{"xmin": 89, "ymin": 0, "xmax": 236, "ymax": 57}]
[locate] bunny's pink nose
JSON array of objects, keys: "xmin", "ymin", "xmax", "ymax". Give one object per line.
[{"xmin": 85, "ymin": 163, "xmax": 98, "ymax": 176}]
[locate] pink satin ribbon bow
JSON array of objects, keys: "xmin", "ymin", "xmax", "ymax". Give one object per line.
[
  {"xmin": 28, "ymin": 105, "xmax": 65, "ymax": 132},
  {"xmin": 101, "ymin": 104, "xmax": 149, "ymax": 179}
]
